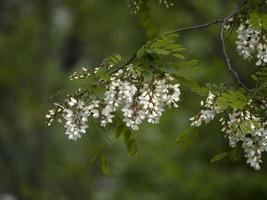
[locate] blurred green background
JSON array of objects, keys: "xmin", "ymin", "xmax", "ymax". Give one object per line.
[{"xmin": 0, "ymin": 0, "xmax": 266, "ymax": 199}]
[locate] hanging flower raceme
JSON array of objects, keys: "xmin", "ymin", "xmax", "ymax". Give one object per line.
[
  {"xmin": 138, "ymin": 75, "xmax": 180, "ymax": 124},
  {"xmin": 236, "ymin": 20, "xmax": 267, "ymax": 66},
  {"xmin": 220, "ymin": 109, "xmax": 267, "ymax": 170},
  {"xmin": 46, "ymin": 64, "xmax": 181, "ymax": 140},
  {"xmin": 190, "ymin": 91, "xmax": 221, "ymax": 127},
  {"xmin": 190, "ymin": 92, "xmax": 267, "ymax": 170},
  {"xmin": 100, "ymin": 69, "xmax": 181, "ymax": 129},
  {"xmin": 63, "ymin": 98, "xmax": 90, "ymax": 140}
]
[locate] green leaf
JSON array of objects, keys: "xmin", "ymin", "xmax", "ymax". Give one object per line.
[
  {"xmin": 115, "ymin": 123, "xmax": 125, "ymax": 139},
  {"xmin": 127, "ymin": 139, "xmax": 138, "ymax": 156},
  {"xmin": 262, "ymin": 14, "xmax": 267, "ymax": 29},
  {"xmin": 186, "ymin": 59, "xmax": 198, "ymax": 67},
  {"xmin": 91, "ymin": 151, "xmax": 101, "ymax": 163},
  {"xmin": 176, "ymin": 128, "xmax": 199, "ymax": 147},
  {"xmin": 174, "ymin": 75, "xmax": 209, "ymax": 97},
  {"xmin": 239, "ymin": 120, "xmax": 253, "ymax": 136},
  {"xmin": 137, "ymin": 33, "xmax": 185, "ymax": 60},
  {"xmin": 216, "ymin": 89, "xmax": 248, "ymax": 111},
  {"xmin": 123, "ymin": 130, "xmax": 132, "ymax": 143},
  {"xmin": 210, "ymin": 152, "xmax": 229, "ymax": 163},
  {"xmin": 153, "ymin": 48, "xmax": 170, "ymax": 55},
  {"xmin": 115, "ymin": 123, "xmax": 139, "ymax": 156},
  {"xmin": 95, "ymin": 67, "xmax": 110, "ymax": 81},
  {"xmin": 250, "ymin": 11, "xmax": 260, "ymax": 29},
  {"xmin": 229, "ymin": 146, "xmax": 242, "ymax": 162},
  {"xmin": 251, "ymin": 74, "xmax": 258, "ymax": 81},
  {"xmin": 139, "ymin": 4, "xmax": 157, "ymax": 38},
  {"xmin": 137, "ymin": 46, "xmax": 146, "ymax": 59},
  {"xmin": 100, "ymin": 154, "xmax": 112, "ymax": 176},
  {"xmin": 173, "ymin": 54, "xmax": 185, "ymax": 59},
  {"xmin": 102, "ymin": 54, "xmax": 124, "ymax": 68}
]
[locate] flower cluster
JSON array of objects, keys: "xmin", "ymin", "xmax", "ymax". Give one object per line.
[
  {"xmin": 127, "ymin": 0, "xmax": 143, "ymax": 14},
  {"xmin": 159, "ymin": 0, "xmax": 174, "ymax": 8},
  {"xmin": 190, "ymin": 92, "xmax": 267, "ymax": 170},
  {"xmin": 138, "ymin": 75, "xmax": 180, "ymax": 124},
  {"xmin": 236, "ymin": 20, "xmax": 267, "ymax": 66},
  {"xmin": 61, "ymin": 98, "xmax": 100, "ymax": 140},
  {"xmin": 69, "ymin": 67, "xmax": 91, "ymax": 81},
  {"xmin": 46, "ymin": 105, "xmax": 63, "ymax": 127},
  {"xmin": 47, "ymin": 65, "xmax": 181, "ymax": 140},
  {"xmin": 127, "ymin": 0, "xmax": 173, "ymax": 14},
  {"xmin": 100, "ymin": 67, "xmax": 180, "ymax": 130},
  {"xmin": 220, "ymin": 109, "xmax": 267, "ymax": 170},
  {"xmin": 190, "ymin": 92, "xmax": 220, "ymax": 127},
  {"xmin": 63, "ymin": 98, "xmax": 90, "ymax": 140}
]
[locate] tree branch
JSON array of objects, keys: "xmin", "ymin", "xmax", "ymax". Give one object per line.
[
  {"xmin": 220, "ymin": 0, "xmax": 249, "ymax": 90},
  {"xmin": 110, "ymin": 19, "xmax": 223, "ymax": 76},
  {"xmin": 165, "ymin": 19, "xmax": 223, "ymax": 34},
  {"xmin": 109, "ymin": 54, "xmax": 137, "ymax": 75},
  {"xmin": 110, "ymin": 0, "xmax": 249, "ymax": 90}
]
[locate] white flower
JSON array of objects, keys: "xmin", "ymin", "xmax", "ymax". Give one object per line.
[
  {"xmin": 99, "ymin": 71, "xmax": 181, "ymax": 130},
  {"xmin": 63, "ymin": 100, "xmax": 90, "ymax": 140},
  {"xmin": 138, "ymin": 75, "xmax": 181, "ymax": 125},
  {"xmin": 68, "ymin": 97, "xmax": 78, "ymax": 107},
  {"xmin": 236, "ymin": 21, "xmax": 260, "ymax": 60},
  {"xmin": 256, "ymin": 43, "xmax": 267, "ymax": 66},
  {"xmin": 100, "ymin": 74, "xmax": 124, "ymax": 127},
  {"xmin": 87, "ymin": 100, "xmax": 100, "ymax": 118},
  {"xmin": 236, "ymin": 20, "xmax": 267, "ymax": 66},
  {"xmin": 221, "ymin": 108, "xmax": 267, "ymax": 170},
  {"xmin": 159, "ymin": 0, "xmax": 174, "ymax": 8},
  {"xmin": 190, "ymin": 91, "xmax": 219, "ymax": 127},
  {"xmin": 58, "ymin": 68, "xmax": 181, "ymax": 136},
  {"xmin": 242, "ymin": 128, "xmax": 267, "ymax": 170}
]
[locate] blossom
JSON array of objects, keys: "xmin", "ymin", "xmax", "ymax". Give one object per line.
[
  {"xmin": 242, "ymin": 128, "xmax": 267, "ymax": 170},
  {"xmin": 256, "ymin": 43, "xmax": 267, "ymax": 66},
  {"xmin": 192, "ymin": 94, "xmax": 267, "ymax": 170},
  {"xmin": 236, "ymin": 20, "xmax": 267, "ymax": 66},
  {"xmin": 99, "ymin": 69, "xmax": 180, "ymax": 130},
  {"xmin": 70, "ymin": 67, "xmax": 91, "ymax": 80},
  {"xmin": 159, "ymin": 0, "xmax": 174, "ymax": 8},
  {"xmin": 128, "ymin": 0, "xmax": 173, "ymax": 14},
  {"xmin": 236, "ymin": 21, "xmax": 260, "ymax": 60},
  {"xmin": 87, "ymin": 100, "xmax": 100, "ymax": 118},
  {"xmin": 220, "ymin": 107, "xmax": 267, "ymax": 170},
  {"xmin": 138, "ymin": 75, "xmax": 181, "ymax": 124},
  {"xmin": 49, "ymin": 64, "xmax": 181, "ymax": 140},
  {"xmin": 63, "ymin": 99, "xmax": 90, "ymax": 140},
  {"xmin": 190, "ymin": 91, "xmax": 219, "ymax": 127}
]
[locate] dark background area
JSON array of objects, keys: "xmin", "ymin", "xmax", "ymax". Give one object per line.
[{"xmin": 0, "ymin": 0, "xmax": 265, "ymax": 199}]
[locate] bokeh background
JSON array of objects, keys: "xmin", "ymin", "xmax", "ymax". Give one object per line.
[{"xmin": 0, "ymin": 0, "xmax": 265, "ymax": 199}]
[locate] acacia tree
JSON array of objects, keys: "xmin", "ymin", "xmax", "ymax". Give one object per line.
[{"xmin": 46, "ymin": 0, "xmax": 267, "ymax": 173}]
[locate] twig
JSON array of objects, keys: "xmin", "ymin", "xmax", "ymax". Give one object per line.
[
  {"xmin": 220, "ymin": 0, "xmax": 249, "ymax": 90},
  {"xmin": 165, "ymin": 19, "xmax": 223, "ymax": 34},
  {"xmin": 109, "ymin": 54, "xmax": 137, "ymax": 75},
  {"xmin": 110, "ymin": 19, "xmax": 223, "ymax": 76},
  {"xmin": 110, "ymin": 0, "xmax": 249, "ymax": 90}
]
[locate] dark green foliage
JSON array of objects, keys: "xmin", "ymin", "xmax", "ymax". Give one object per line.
[
  {"xmin": 210, "ymin": 152, "xmax": 229, "ymax": 163},
  {"xmin": 1, "ymin": 0, "xmax": 267, "ymax": 199},
  {"xmin": 216, "ymin": 89, "xmax": 248, "ymax": 111},
  {"xmin": 137, "ymin": 33, "xmax": 185, "ymax": 59},
  {"xmin": 116, "ymin": 123, "xmax": 138, "ymax": 156},
  {"xmin": 176, "ymin": 127, "xmax": 199, "ymax": 147}
]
